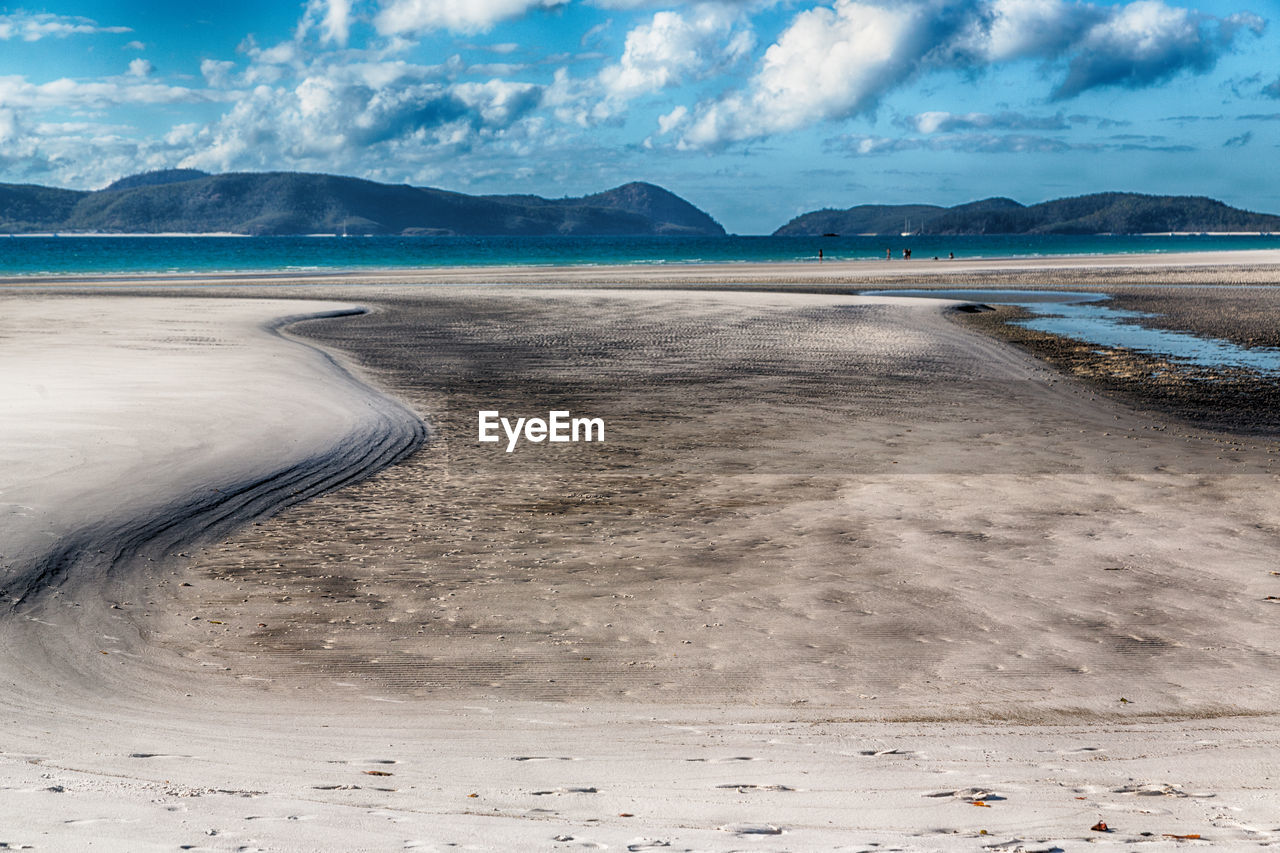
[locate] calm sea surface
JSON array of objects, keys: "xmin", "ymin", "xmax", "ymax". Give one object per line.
[{"xmin": 3, "ymin": 234, "xmax": 1280, "ymax": 276}]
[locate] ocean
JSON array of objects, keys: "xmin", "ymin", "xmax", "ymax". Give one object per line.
[{"xmin": 3, "ymin": 233, "xmax": 1280, "ymax": 276}]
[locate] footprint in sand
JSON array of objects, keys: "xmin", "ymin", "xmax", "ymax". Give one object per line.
[
  {"xmin": 128, "ymin": 752, "xmax": 193, "ymax": 759},
  {"xmin": 718, "ymin": 823, "xmax": 784, "ymax": 836},
  {"xmin": 531, "ymin": 786, "xmax": 599, "ymax": 795},
  {"xmin": 511, "ymin": 755, "xmax": 577, "ymax": 762},
  {"xmin": 714, "ymin": 783, "xmax": 796, "ymax": 792},
  {"xmin": 626, "ymin": 839, "xmax": 671, "ymax": 851},
  {"xmin": 979, "ymin": 840, "xmax": 1063, "ymax": 852},
  {"xmin": 858, "ymin": 748, "xmax": 918, "ymax": 757},
  {"xmin": 549, "ymin": 837, "xmax": 607, "ymax": 849},
  {"xmin": 923, "ymin": 788, "xmax": 1007, "ymax": 802},
  {"xmin": 1113, "ymin": 782, "xmax": 1214, "ymax": 798}
]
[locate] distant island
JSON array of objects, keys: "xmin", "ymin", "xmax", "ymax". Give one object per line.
[
  {"xmin": 5, "ymin": 172, "xmax": 1280, "ymax": 238},
  {"xmin": 0, "ymin": 170, "xmax": 725, "ymax": 237},
  {"xmin": 775, "ymin": 193, "xmax": 1280, "ymax": 237}
]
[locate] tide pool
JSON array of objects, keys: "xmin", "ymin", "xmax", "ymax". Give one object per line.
[{"xmin": 867, "ymin": 288, "xmax": 1280, "ymax": 375}]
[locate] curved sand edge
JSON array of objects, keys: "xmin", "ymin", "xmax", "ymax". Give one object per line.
[{"xmin": 0, "ymin": 297, "xmax": 426, "ymax": 609}]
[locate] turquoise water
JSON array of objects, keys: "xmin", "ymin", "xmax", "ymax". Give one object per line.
[
  {"xmin": 873, "ymin": 288, "xmax": 1280, "ymax": 375},
  {"xmin": 3, "ymin": 234, "xmax": 1280, "ymax": 276}
]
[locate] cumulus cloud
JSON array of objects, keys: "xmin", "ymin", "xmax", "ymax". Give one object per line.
[
  {"xmin": 374, "ymin": 0, "xmax": 568, "ymax": 36},
  {"xmin": 1053, "ymin": 2, "xmax": 1266, "ymax": 99},
  {"xmin": 668, "ymin": 0, "xmax": 1265, "ymax": 148},
  {"xmin": 127, "ymin": 58, "xmax": 154, "ymax": 78},
  {"xmin": 958, "ymin": 0, "xmax": 1097, "ymax": 61},
  {"xmin": 177, "ymin": 59, "xmax": 544, "ymax": 175},
  {"xmin": 675, "ymin": 0, "xmax": 935, "ymax": 146},
  {"xmin": 300, "ymin": 0, "xmax": 355, "ymax": 46},
  {"xmin": 598, "ymin": 6, "xmax": 754, "ymax": 101},
  {"xmin": 0, "ymin": 106, "xmax": 193, "ymax": 187},
  {"xmin": 201, "ymin": 60, "xmax": 238, "ymax": 88},
  {"xmin": 545, "ymin": 5, "xmax": 751, "ymax": 133},
  {"xmin": 0, "ymin": 12, "xmax": 130, "ymax": 41}
]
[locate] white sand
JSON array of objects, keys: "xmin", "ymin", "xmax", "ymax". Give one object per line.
[
  {"xmin": 0, "ymin": 297, "xmax": 424, "ymax": 603},
  {"xmin": 1, "ymin": 278, "xmax": 1279, "ymax": 851}
]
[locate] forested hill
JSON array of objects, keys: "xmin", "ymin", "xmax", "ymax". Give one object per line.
[
  {"xmin": 774, "ymin": 193, "xmax": 1280, "ymax": 236},
  {"xmin": 0, "ymin": 171, "xmax": 725, "ymax": 236}
]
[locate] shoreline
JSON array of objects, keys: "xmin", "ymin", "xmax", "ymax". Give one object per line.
[{"xmin": 3, "ymin": 248, "xmax": 1280, "ymax": 287}]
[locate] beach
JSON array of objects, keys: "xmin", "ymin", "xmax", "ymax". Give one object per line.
[{"xmin": 3, "ymin": 255, "xmax": 1280, "ymax": 850}]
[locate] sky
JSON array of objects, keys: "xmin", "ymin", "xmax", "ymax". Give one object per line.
[{"xmin": 0, "ymin": 0, "xmax": 1277, "ymax": 233}]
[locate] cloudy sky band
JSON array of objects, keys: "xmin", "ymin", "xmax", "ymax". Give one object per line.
[{"xmin": 0, "ymin": 0, "xmax": 1276, "ymax": 233}]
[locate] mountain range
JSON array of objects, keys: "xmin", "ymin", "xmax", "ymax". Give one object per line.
[
  {"xmin": 0, "ymin": 170, "xmax": 725, "ymax": 236},
  {"xmin": 774, "ymin": 193, "xmax": 1280, "ymax": 236},
  {"xmin": 3, "ymin": 171, "xmax": 1279, "ymax": 237}
]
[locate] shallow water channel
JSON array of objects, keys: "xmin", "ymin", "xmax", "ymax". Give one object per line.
[{"xmin": 866, "ymin": 289, "xmax": 1280, "ymax": 375}]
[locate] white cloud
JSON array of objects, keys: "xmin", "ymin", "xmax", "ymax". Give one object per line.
[
  {"xmin": 123, "ymin": 40, "xmax": 146, "ymax": 51},
  {"xmin": 0, "ymin": 12, "xmax": 130, "ymax": 42},
  {"xmin": 671, "ymin": 0, "xmax": 1266, "ymax": 148},
  {"xmin": 300, "ymin": 0, "xmax": 356, "ymax": 46},
  {"xmin": 909, "ymin": 110, "xmax": 1069, "ymax": 133},
  {"xmin": 1054, "ymin": 2, "xmax": 1265, "ymax": 99},
  {"xmin": 0, "ymin": 75, "xmax": 224, "ymax": 110},
  {"xmin": 127, "ymin": 58, "xmax": 154, "ymax": 78},
  {"xmin": 373, "ymin": 0, "xmax": 569, "ymax": 36},
  {"xmin": 657, "ymin": 105, "xmax": 688, "ymax": 135},
  {"xmin": 545, "ymin": 5, "xmax": 755, "ymax": 128},
  {"xmin": 0, "ymin": 108, "xmax": 20, "ymax": 144},
  {"xmin": 677, "ymin": 0, "xmax": 927, "ymax": 146},
  {"xmin": 599, "ymin": 6, "xmax": 754, "ymax": 101},
  {"xmin": 201, "ymin": 60, "xmax": 238, "ymax": 88},
  {"xmin": 454, "ymin": 79, "xmax": 543, "ymax": 125},
  {"xmin": 951, "ymin": 0, "xmax": 1101, "ymax": 63},
  {"xmin": 176, "ymin": 62, "xmax": 546, "ymax": 176}
]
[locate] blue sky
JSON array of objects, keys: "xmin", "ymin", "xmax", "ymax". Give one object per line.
[{"xmin": 0, "ymin": 0, "xmax": 1277, "ymax": 233}]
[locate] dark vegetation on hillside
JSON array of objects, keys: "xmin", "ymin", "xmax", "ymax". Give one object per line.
[
  {"xmin": 0, "ymin": 171, "xmax": 726, "ymax": 236},
  {"xmin": 774, "ymin": 193, "xmax": 1280, "ymax": 236}
]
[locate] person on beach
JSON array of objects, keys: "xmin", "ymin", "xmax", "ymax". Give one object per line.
[
  {"xmin": 819, "ymin": 248, "xmax": 823, "ymax": 262},
  {"xmin": 886, "ymin": 248, "xmax": 892, "ymax": 260}
]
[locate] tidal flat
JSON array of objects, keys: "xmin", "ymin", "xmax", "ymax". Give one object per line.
[{"xmin": 3, "ymin": 255, "xmax": 1280, "ymax": 850}]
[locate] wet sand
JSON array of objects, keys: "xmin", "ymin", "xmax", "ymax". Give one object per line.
[{"xmin": 3, "ymin": 259, "xmax": 1280, "ymax": 850}]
